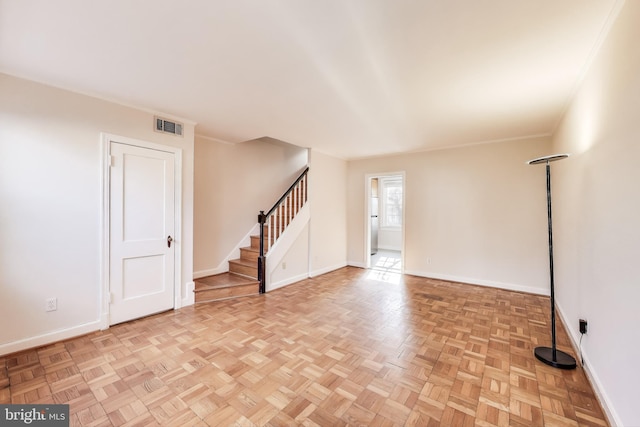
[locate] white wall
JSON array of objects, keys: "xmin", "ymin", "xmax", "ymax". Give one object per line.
[
  {"xmin": 348, "ymin": 137, "xmax": 552, "ymax": 294},
  {"xmin": 551, "ymin": 2, "xmax": 640, "ymax": 425},
  {"xmin": 308, "ymin": 150, "xmax": 348, "ymax": 276},
  {"xmin": 193, "ymin": 136, "xmax": 308, "ymax": 277},
  {"xmin": 0, "ymin": 73, "xmax": 195, "ymax": 354}
]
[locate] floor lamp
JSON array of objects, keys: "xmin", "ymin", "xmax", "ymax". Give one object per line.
[{"xmin": 527, "ymin": 154, "xmax": 577, "ymax": 370}]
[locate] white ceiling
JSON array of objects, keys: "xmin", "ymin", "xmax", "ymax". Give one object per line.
[{"xmin": 0, "ymin": 0, "xmax": 621, "ymax": 159}]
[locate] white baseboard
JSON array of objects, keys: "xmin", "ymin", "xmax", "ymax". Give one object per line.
[
  {"xmin": 556, "ymin": 302, "xmax": 621, "ymax": 427},
  {"xmin": 267, "ymin": 272, "xmax": 309, "ymax": 292},
  {"xmin": 347, "ymin": 260, "xmax": 366, "ymax": 269},
  {"xmin": 309, "ymin": 262, "xmax": 347, "ymax": 278},
  {"xmin": 403, "ymin": 269, "xmax": 549, "ymax": 296},
  {"xmin": 0, "ymin": 320, "xmax": 101, "ymax": 357}
]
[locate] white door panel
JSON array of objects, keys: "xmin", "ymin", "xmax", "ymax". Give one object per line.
[
  {"xmin": 109, "ymin": 142, "xmax": 175, "ymax": 325},
  {"xmin": 122, "ymin": 255, "xmax": 165, "ymax": 299}
]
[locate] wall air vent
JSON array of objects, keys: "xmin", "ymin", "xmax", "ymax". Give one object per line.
[{"xmin": 154, "ymin": 116, "xmax": 183, "ymax": 137}]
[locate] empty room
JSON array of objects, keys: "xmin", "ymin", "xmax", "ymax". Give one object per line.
[{"xmin": 1, "ymin": 1, "xmax": 638, "ymax": 426}]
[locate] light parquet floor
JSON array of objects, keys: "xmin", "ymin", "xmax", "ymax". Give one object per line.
[{"xmin": 0, "ymin": 267, "xmax": 607, "ymax": 426}]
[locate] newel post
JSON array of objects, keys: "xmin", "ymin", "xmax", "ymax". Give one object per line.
[{"xmin": 258, "ymin": 210, "xmax": 266, "ymax": 293}]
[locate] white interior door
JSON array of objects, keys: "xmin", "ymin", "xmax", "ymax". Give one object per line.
[{"xmin": 109, "ymin": 142, "xmax": 175, "ymax": 325}]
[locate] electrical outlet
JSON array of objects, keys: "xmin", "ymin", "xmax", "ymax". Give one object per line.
[
  {"xmin": 579, "ymin": 319, "xmax": 587, "ymax": 334},
  {"xmin": 46, "ymin": 297, "xmax": 57, "ymax": 312}
]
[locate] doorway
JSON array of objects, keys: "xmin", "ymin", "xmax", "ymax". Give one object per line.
[
  {"xmin": 365, "ymin": 173, "xmax": 405, "ymax": 283},
  {"xmin": 102, "ymin": 134, "xmax": 182, "ymax": 326}
]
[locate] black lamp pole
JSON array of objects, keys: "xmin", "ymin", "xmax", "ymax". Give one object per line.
[{"xmin": 527, "ymin": 154, "xmax": 576, "ymax": 370}]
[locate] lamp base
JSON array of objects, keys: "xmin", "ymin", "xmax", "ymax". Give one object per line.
[{"xmin": 534, "ymin": 347, "xmax": 577, "ymax": 370}]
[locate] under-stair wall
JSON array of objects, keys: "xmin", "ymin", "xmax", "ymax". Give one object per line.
[{"xmin": 265, "ymin": 203, "xmax": 311, "ymax": 291}]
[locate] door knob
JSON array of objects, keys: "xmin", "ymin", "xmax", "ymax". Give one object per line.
[{"xmin": 167, "ymin": 235, "xmax": 173, "ymax": 248}]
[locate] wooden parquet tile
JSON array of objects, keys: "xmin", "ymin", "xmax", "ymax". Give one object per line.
[{"xmin": 1, "ymin": 267, "xmax": 608, "ymax": 426}]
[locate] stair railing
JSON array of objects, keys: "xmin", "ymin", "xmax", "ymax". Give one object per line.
[{"xmin": 258, "ymin": 167, "xmax": 309, "ymax": 293}]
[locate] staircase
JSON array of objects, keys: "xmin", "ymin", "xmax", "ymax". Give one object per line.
[
  {"xmin": 194, "ymin": 167, "xmax": 308, "ymax": 303},
  {"xmin": 193, "ymin": 235, "xmax": 262, "ymax": 303}
]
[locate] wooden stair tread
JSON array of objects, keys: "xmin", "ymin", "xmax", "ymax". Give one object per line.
[
  {"xmin": 194, "ymin": 273, "xmax": 259, "ymax": 303},
  {"xmin": 228, "ymin": 258, "xmax": 257, "ymax": 267},
  {"xmin": 195, "ymin": 272, "xmax": 258, "ymax": 290}
]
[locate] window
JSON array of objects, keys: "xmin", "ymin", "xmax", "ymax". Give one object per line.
[{"xmin": 380, "ymin": 177, "xmax": 403, "ymax": 228}]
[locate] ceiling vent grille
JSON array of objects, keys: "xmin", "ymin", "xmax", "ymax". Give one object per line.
[{"xmin": 155, "ymin": 116, "xmax": 183, "ymax": 137}]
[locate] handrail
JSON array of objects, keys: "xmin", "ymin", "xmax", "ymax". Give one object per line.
[
  {"xmin": 264, "ymin": 167, "xmax": 309, "ymax": 218},
  {"xmin": 258, "ymin": 167, "xmax": 309, "ymax": 293}
]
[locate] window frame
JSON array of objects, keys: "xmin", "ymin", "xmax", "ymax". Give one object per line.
[{"xmin": 379, "ymin": 176, "xmax": 403, "ymax": 229}]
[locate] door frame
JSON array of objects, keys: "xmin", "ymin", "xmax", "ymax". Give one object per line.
[
  {"xmin": 364, "ymin": 171, "xmax": 406, "ymax": 270},
  {"xmin": 100, "ymin": 133, "xmax": 183, "ymax": 329}
]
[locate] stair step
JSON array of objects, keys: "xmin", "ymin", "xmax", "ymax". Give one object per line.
[
  {"xmin": 240, "ymin": 246, "xmax": 259, "ymax": 262},
  {"xmin": 229, "ymin": 258, "xmax": 258, "ymax": 278},
  {"xmin": 250, "ymin": 235, "xmax": 260, "ymax": 250},
  {"xmin": 194, "ymin": 273, "xmax": 259, "ymax": 303},
  {"xmin": 250, "ymin": 234, "xmax": 275, "ymax": 250}
]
